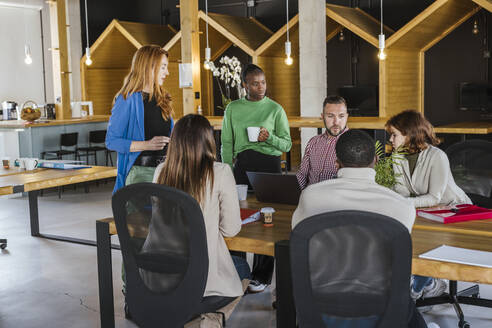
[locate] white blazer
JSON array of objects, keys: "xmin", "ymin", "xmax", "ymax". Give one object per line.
[
  {"xmin": 393, "ymin": 145, "xmax": 471, "ymax": 208},
  {"xmin": 153, "ymin": 162, "xmax": 244, "ymax": 297}
]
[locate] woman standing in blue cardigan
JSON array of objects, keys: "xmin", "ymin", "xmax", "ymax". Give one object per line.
[{"xmin": 106, "ymin": 45, "xmax": 174, "ymax": 192}]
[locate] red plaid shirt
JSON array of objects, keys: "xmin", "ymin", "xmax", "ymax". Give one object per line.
[{"xmin": 296, "ymin": 129, "xmax": 348, "ymax": 190}]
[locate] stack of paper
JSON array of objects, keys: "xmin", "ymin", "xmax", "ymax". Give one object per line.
[{"xmin": 419, "ymin": 245, "xmax": 492, "ymax": 268}]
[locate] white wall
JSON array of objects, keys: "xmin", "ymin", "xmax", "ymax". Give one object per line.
[
  {"xmin": 0, "ymin": 0, "xmax": 82, "ymax": 108},
  {"xmin": 0, "ymin": 4, "xmax": 46, "ymax": 106}
]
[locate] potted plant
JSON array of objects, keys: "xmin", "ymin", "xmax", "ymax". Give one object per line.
[
  {"xmin": 374, "ymin": 140, "xmax": 406, "ymax": 189},
  {"xmin": 209, "ymin": 56, "xmax": 245, "ymax": 112}
]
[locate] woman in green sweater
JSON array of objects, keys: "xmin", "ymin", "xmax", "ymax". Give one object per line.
[
  {"xmin": 221, "ymin": 64, "xmax": 292, "ymax": 293},
  {"xmin": 221, "ymin": 64, "xmax": 292, "ymax": 187}
]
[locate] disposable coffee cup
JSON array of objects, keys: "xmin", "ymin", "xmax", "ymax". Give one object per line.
[
  {"xmin": 247, "ymin": 127, "xmax": 261, "ymax": 142},
  {"xmin": 260, "ymin": 207, "xmax": 275, "ymax": 227},
  {"xmin": 236, "ymin": 184, "xmax": 248, "ymax": 201}
]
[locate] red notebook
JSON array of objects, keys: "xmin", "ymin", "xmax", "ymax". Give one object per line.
[
  {"xmin": 240, "ymin": 208, "xmax": 261, "ymax": 225},
  {"xmin": 417, "ymin": 204, "xmax": 492, "ymax": 224}
]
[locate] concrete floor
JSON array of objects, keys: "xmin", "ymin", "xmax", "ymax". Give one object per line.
[{"xmin": 0, "ymin": 183, "xmax": 491, "ymax": 328}]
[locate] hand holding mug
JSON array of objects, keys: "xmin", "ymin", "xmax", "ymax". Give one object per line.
[
  {"xmin": 146, "ymin": 136, "xmax": 170, "ymax": 150},
  {"xmin": 258, "ymin": 127, "xmax": 269, "ymax": 142}
]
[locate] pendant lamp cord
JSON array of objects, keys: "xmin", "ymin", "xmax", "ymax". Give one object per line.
[
  {"xmin": 286, "ymin": 0, "xmax": 289, "ymax": 42},
  {"xmin": 85, "ymin": 0, "xmax": 90, "ymax": 48},
  {"xmin": 380, "ymin": 0, "xmax": 383, "ymax": 35},
  {"xmin": 205, "ymin": 0, "xmax": 209, "ymax": 48}
]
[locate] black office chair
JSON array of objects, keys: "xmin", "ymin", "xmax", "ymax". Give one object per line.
[
  {"xmin": 78, "ymin": 130, "xmax": 113, "ymax": 166},
  {"xmin": 41, "ymin": 132, "xmax": 80, "ymax": 161},
  {"xmin": 0, "ymin": 238, "xmax": 6, "ymax": 249},
  {"xmin": 446, "ymin": 139, "xmax": 492, "ymax": 208},
  {"xmin": 112, "ymin": 183, "xmax": 236, "ymax": 327},
  {"xmin": 290, "ymin": 211, "xmax": 413, "ymax": 328}
]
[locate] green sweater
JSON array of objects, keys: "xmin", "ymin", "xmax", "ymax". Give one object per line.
[{"xmin": 221, "ymin": 97, "xmax": 292, "ymax": 167}]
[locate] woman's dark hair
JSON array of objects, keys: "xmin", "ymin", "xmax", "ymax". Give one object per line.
[
  {"xmin": 335, "ymin": 130, "xmax": 375, "ymax": 167},
  {"xmin": 385, "ymin": 110, "xmax": 441, "ymax": 153},
  {"xmin": 157, "ymin": 114, "xmax": 216, "ymax": 205},
  {"xmin": 242, "ymin": 64, "xmax": 264, "ymax": 83}
]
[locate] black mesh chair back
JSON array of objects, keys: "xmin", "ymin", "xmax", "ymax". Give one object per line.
[
  {"xmin": 112, "ymin": 183, "xmax": 234, "ymax": 327},
  {"xmin": 446, "ymin": 140, "xmax": 492, "ymax": 207},
  {"xmin": 290, "ymin": 211, "xmax": 412, "ymax": 328}
]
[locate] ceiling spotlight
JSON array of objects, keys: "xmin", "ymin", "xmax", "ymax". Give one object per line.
[
  {"xmin": 24, "ymin": 44, "xmax": 32, "ymax": 65},
  {"xmin": 473, "ymin": 20, "xmax": 479, "ymax": 35},
  {"xmin": 339, "ymin": 29, "xmax": 345, "ymax": 42}
]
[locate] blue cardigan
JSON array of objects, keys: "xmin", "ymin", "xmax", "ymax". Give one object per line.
[{"xmin": 106, "ymin": 92, "xmax": 174, "ymax": 193}]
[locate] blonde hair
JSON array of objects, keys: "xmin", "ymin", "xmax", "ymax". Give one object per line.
[
  {"xmin": 157, "ymin": 115, "xmax": 216, "ymax": 205},
  {"xmin": 114, "ymin": 44, "xmax": 173, "ymax": 120}
]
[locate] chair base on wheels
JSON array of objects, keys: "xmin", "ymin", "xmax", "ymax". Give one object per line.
[{"xmin": 416, "ymin": 281, "xmax": 486, "ymax": 328}]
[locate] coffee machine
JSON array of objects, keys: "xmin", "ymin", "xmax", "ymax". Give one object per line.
[
  {"xmin": 1, "ymin": 101, "xmax": 18, "ymax": 120},
  {"xmin": 45, "ymin": 103, "xmax": 56, "ymax": 120}
]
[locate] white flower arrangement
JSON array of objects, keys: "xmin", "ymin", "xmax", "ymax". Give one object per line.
[{"xmin": 208, "ymin": 56, "xmax": 245, "ymax": 110}]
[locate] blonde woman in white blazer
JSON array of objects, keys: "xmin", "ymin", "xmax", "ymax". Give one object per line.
[{"xmin": 385, "ymin": 110, "xmax": 471, "ymax": 305}]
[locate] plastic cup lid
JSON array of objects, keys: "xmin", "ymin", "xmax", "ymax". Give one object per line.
[{"xmin": 260, "ymin": 207, "xmax": 275, "ymax": 213}]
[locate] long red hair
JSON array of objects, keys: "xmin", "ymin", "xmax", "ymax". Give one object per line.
[{"xmin": 114, "ymin": 45, "xmax": 173, "ymax": 120}]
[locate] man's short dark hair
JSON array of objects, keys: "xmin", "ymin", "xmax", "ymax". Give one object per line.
[
  {"xmin": 242, "ymin": 64, "xmax": 264, "ymax": 83},
  {"xmin": 335, "ymin": 130, "xmax": 375, "ymax": 168},
  {"xmin": 323, "ymin": 95, "xmax": 347, "ymax": 109}
]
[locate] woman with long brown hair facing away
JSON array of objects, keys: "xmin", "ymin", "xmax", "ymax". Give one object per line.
[
  {"xmin": 153, "ymin": 114, "xmax": 250, "ymax": 298},
  {"xmin": 106, "ymin": 45, "xmax": 174, "ymax": 193},
  {"xmin": 386, "ymin": 110, "xmax": 470, "ymax": 307}
]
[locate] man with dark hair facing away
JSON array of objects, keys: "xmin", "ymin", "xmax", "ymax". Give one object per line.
[
  {"xmin": 293, "ymin": 129, "xmax": 415, "ymax": 230},
  {"xmin": 221, "ymin": 63, "xmax": 291, "ymax": 293},
  {"xmin": 296, "ymin": 95, "xmax": 349, "ymax": 190},
  {"xmin": 292, "ymin": 130, "xmax": 436, "ymax": 328}
]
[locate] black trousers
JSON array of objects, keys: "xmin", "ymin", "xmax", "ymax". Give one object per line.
[
  {"xmin": 233, "ymin": 149, "xmax": 281, "ymax": 188},
  {"xmin": 233, "ymin": 149, "xmax": 280, "ymax": 284}
]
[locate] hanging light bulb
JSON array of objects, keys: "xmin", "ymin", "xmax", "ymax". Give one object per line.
[
  {"xmin": 204, "ymin": 47, "xmax": 211, "ymax": 70},
  {"xmin": 24, "ymin": 44, "xmax": 32, "ymax": 65},
  {"xmin": 283, "ymin": 0, "xmax": 293, "ymax": 65},
  {"xmin": 377, "ymin": 0, "xmax": 386, "ymax": 61},
  {"xmin": 472, "ymin": 20, "xmax": 479, "ymax": 35},
  {"xmin": 203, "ymin": 0, "xmax": 213, "ymax": 70},
  {"xmin": 85, "ymin": 47, "xmax": 92, "ymax": 66},
  {"xmin": 339, "ymin": 29, "xmax": 345, "ymax": 42},
  {"xmin": 284, "ymin": 41, "xmax": 293, "ymax": 65},
  {"xmin": 378, "ymin": 34, "xmax": 386, "ymax": 60},
  {"xmin": 84, "ymin": 0, "xmax": 93, "ymax": 66}
]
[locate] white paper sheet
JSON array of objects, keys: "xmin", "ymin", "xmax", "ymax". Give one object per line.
[{"xmin": 419, "ymin": 245, "xmax": 492, "ymax": 268}]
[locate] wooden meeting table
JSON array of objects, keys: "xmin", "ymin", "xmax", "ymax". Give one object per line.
[
  {"xmin": 95, "ymin": 196, "xmax": 492, "ymax": 328},
  {"xmin": 0, "ymin": 166, "xmax": 116, "ymax": 245}
]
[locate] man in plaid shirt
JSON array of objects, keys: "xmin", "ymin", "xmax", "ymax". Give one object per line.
[{"xmin": 296, "ymin": 96, "xmax": 349, "ymax": 190}]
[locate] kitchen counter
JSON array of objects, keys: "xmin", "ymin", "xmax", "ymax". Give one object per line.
[{"xmin": 0, "ymin": 115, "xmax": 110, "ymax": 129}]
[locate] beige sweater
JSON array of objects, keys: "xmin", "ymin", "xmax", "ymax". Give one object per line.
[
  {"xmin": 393, "ymin": 145, "xmax": 471, "ymax": 208},
  {"xmin": 153, "ymin": 162, "xmax": 244, "ymax": 297},
  {"xmin": 292, "ymin": 168, "xmax": 416, "ymax": 232}
]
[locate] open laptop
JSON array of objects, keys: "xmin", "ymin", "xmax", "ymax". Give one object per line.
[{"xmin": 246, "ymin": 171, "xmax": 301, "ymax": 205}]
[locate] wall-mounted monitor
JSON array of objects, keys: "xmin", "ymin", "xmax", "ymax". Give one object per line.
[
  {"xmin": 459, "ymin": 82, "xmax": 492, "ymax": 113},
  {"xmin": 338, "ymin": 85, "xmax": 378, "ymax": 117}
]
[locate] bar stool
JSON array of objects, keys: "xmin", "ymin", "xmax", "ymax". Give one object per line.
[{"xmin": 78, "ymin": 130, "xmax": 111, "ymax": 165}]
